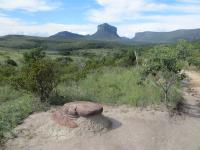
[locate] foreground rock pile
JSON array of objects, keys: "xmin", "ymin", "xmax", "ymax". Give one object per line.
[{"xmin": 52, "ymin": 101, "xmax": 111, "ymax": 130}]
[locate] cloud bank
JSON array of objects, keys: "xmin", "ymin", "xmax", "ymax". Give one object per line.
[
  {"xmin": 0, "ymin": 0, "xmax": 200, "ymax": 37},
  {"xmin": 0, "ymin": 0, "xmax": 60, "ymax": 12}
]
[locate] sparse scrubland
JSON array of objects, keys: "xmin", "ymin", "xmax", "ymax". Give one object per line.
[
  {"xmin": 0, "ymin": 38, "xmax": 200, "ymax": 145},
  {"xmin": 58, "ymin": 67, "xmax": 163, "ymax": 106}
]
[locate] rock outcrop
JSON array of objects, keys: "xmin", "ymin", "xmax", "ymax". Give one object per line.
[
  {"xmin": 90, "ymin": 23, "xmax": 120, "ymax": 40},
  {"xmin": 52, "ymin": 101, "xmax": 106, "ymax": 128}
]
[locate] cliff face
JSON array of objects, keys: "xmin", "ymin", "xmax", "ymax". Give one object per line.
[{"xmin": 91, "ymin": 23, "xmax": 120, "ymax": 40}]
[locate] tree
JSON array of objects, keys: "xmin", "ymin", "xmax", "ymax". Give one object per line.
[
  {"xmin": 141, "ymin": 46, "xmax": 184, "ymax": 106},
  {"xmin": 23, "ymin": 48, "xmax": 45, "ymax": 64},
  {"xmin": 176, "ymin": 40, "xmax": 192, "ymax": 61},
  {"xmin": 12, "ymin": 49, "xmax": 60, "ymax": 102}
]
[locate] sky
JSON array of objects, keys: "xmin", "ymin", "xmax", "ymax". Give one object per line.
[{"xmin": 0, "ymin": 0, "xmax": 200, "ymax": 37}]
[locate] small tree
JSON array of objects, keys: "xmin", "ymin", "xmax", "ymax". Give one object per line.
[
  {"xmin": 22, "ymin": 59, "xmax": 60, "ymax": 102},
  {"xmin": 176, "ymin": 40, "xmax": 192, "ymax": 61},
  {"xmin": 23, "ymin": 48, "xmax": 45, "ymax": 64},
  {"xmin": 141, "ymin": 46, "xmax": 184, "ymax": 106},
  {"xmin": 12, "ymin": 49, "xmax": 60, "ymax": 102}
]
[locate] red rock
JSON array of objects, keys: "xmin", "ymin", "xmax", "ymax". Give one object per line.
[
  {"xmin": 52, "ymin": 101, "xmax": 103, "ymax": 128},
  {"xmin": 63, "ymin": 101, "xmax": 103, "ymax": 117},
  {"xmin": 52, "ymin": 110, "xmax": 78, "ymax": 128}
]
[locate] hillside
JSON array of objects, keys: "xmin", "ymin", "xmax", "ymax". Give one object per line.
[
  {"xmin": 51, "ymin": 23, "xmax": 122, "ymax": 41},
  {"xmin": 133, "ymin": 29, "xmax": 200, "ymax": 43},
  {"xmin": 1, "ymin": 25, "xmax": 200, "ymax": 49},
  {"xmin": 50, "ymin": 31, "xmax": 84, "ymax": 39}
]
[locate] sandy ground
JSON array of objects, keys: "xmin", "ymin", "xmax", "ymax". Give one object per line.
[
  {"xmin": 3, "ymin": 71, "xmax": 200, "ymax": 150},
  {"xmin": 183, "ymin": 71, "xmax": 200, "ymax": 107}
]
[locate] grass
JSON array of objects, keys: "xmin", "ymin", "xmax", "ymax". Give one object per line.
[
  {"xmin": 0, "ymin": 86, "xmax": 23, "ymax": 104},
  {"xmin": 0, "ymin": 86, "xmax": 47, "ymax": 145},
  {"xmin": 58, "ymin": 67, "xmax": 165, "ymax": 106},
  {"xmin": 0, "ymin": 48, "xmax": 183, "ymax": 145},
  {"xmin": 0, "ymin": 50, "xmax": 24, "ymax": 66}
]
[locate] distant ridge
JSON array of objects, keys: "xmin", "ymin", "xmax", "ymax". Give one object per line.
[
  {"xmin": 51, "ymin": 23, "xmax": 121, "ymax": 41},
  {"xmin": 1, "ymin": 23, "xmax": 200, "ymax": 44},
  {"xmin": 50, "ymin": 24, "xmax": 200, "ymax": 43},
  {"xmin": 50, "ymin": 31, "xmax": 84, "ymax": 39},
  {"xmin": 132, "ymin": 29, "xmax": 200, "ymax": 43}
]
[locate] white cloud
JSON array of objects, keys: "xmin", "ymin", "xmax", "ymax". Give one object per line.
[
  {"xmin": 89, "ymin": 0, "xmax": 200, "ymax": 23},
  {"xmin": 0, "ymin": 15, "xmax": 96, "ymax": 36},
  {"xmin": 0, "ymin": 13, "xmax": 200, "ymax": 38},
  {"xmin": 86, "ymin": 0, "xmax": 200, "ymax": 37},
  {"xmin": 89, "ymin": 0, "xmax": 170, "ymax": 23},
  {"xmin": 0, "ymin": 0, "xmax": 200, "ymax": 38},
  {"xmin": 0, "ymin": 0, "xmax": 60, "ymax": 12},
  {"xmin": 118, "ymin": 14, "xmax": 200, "ymax": 37}
]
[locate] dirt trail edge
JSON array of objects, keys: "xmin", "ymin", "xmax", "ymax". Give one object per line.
[
  {"xmin": 4, "ymin": 71, "xmax": 200, "ymax": 150},
  {"xmin": 182, "ymin": 71, "xmax": 200, "ymax": 117}
]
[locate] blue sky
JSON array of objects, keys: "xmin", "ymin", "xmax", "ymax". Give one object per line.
[{"xmin": 0, "ymin": 0, "xmax": 200, "ymax": 37}]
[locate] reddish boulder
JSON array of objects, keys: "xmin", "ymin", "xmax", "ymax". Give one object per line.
[
  {"xmin": 63, "ymin": 101, "xmax": 103, "ymax": 117},
  {"xmin": 52, "ymin": 101, "xmax": 103, "ymax": 128},
  {"xmin": 52, "ymin": 110, "xmax": 78, "ymax": 128}
]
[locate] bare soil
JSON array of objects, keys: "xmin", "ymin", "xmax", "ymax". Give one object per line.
[{"xmin": 4, "ymin": 71, "xmax": 200, "ymax": 150}]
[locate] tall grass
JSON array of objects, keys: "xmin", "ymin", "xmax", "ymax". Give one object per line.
[
  {"xmin": 0, "ymin": 86, "xmax": 23, "ymax": 104},
  {"xmin": 0, "ymin": 87, "xmax": 47, "ymax": 145},
  {"xmin": 58, "ymin": 67, "xmax": 164, "ymax": 106}
]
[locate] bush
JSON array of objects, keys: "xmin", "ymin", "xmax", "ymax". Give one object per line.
[
  {"xmin": 141, "ymin": 46, "xmax": 184, "ymax": 106},
  {"xmin": 23, "ymin": 48, "xmax": 45, "ymax": 64},
  {"xmin": 12, "ymin": 58, "xmax": 61, "ymax": 102},
  {"xmin": 0, "ymin": 65, "xmax": 16, "ymax": 85},
  {"xmin": 56, "ymin": 56, "xmax": 73, "ymax": 65},
  {"xmin": 5, "ymin": 59, "xmax": 18, "ymax": 66}
]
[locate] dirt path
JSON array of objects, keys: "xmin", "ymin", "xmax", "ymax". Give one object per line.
[
  {"xmin": 3, "ymin": 71, "xmax": 200, "ymax": 150},
  {"xmin": 182, "ymin": 71, "xmax": 200, "ymax": 117}
]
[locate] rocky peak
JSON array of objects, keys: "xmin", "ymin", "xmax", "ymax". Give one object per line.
[
  {"xmin": 97, "ymin": 23, "xmax": 117, "ymax": 34},
  {"xmin": 91, "ymin": 23, "xmax": 120, "ymax": 40}
]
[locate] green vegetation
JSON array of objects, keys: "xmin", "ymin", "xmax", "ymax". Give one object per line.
[
  {"xmin": 141, "ymin": 46, "xmax": 184, "ymax": 106},
  {"xmin": 0, "ymin": 86, "xmax": 46, "ymax": 144},
  {"xmin": 58, "ymin": 67, "xmax": 162, "ymax": 106},
  {"xmin": 0, "ymin": 37, "xmax": 199, "ymax": 145},
  {"xmin": 12, "ymin": 49, "xmax": 61, "ymax": 102},
  {"xmin": 133, "ymin": 29, "xmax": 200, "ymax": 43}
]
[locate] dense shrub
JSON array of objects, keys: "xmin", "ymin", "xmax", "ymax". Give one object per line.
[
  {"xmin": 12, "ymin": 59, "xmax": 60, "ymax": 102},
  {"xmin": 0, "ymin": 65, "xmax": 16, "ymax": 84},
  {"xmin": 23, "ymin": 48, "xmax": 45, "ymax": 64},
  {"xmin": 56, "ymin": 56, "xmax": 73, "ymax": 65},
  {"xmin": 141, "ymin": 46, "xmax": 184, "ymax": 107},
  {"xmin": 5, "ymin": 59, "xmax": 18, "ymax": 66},
  {"xmin": 10, "ymin": 49, "xmax": 61, "ymax": 102}
]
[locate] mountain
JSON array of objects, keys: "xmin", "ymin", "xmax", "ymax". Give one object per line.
[
  {"xmin": 51, "ymin": 24, "xmax": 200, "ymax": 43},
  {"xmin": 51, "ymin": 23, "xmax": 122, "ymax": 41},
  {"xmin": 5, "ymin": 24, "xmax": 200, "ymax": 44},
  {"xmin": 50, "ymin": 31, "xmax": 84, "ymax": 39},
  {"xmin": 133, "ymin": 29, "xmax": 200, "ymax": 43},
  {"xmin": 90, "ymin": 23, "xmax": 120, "ymax": 40}
]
